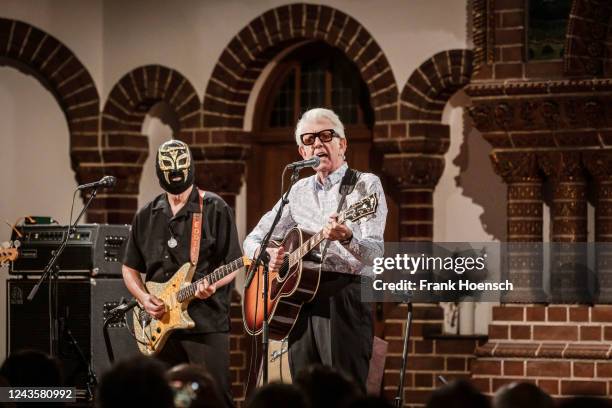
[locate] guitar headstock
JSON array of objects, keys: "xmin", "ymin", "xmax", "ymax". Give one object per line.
[
  {"xmin": 342, "ymin": 194, "xmax": 378, "ymax": 223},
  {"xmin": 0, "ymin": 247, "xmax": 18, "ymax": 267}
]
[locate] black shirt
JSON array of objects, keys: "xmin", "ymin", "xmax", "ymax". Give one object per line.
[{"xmin": 123, "ymin": 187, "xmax": 242, "ymax": 333}]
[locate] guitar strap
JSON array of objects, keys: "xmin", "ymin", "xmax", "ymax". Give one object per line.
[
  {"xmin": 190, "ymin": 189, "xmax": 205, "ymax": 266},
  {"xmin": 320, "ymin": 167, "xmax": 361, "ymax": 261}
]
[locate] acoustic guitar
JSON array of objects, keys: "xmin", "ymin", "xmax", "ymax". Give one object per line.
[
  {"xmin": 133, "ymin": 256, "xmax": 251, "ymax": 356},
  {"xmin": 242, "ymin": 193, "xmax": 378, "ymax": 340}
]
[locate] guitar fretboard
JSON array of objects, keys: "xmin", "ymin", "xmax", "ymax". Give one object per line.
[
  {"xmin": 287, "ymin": 214, "xmax": 346, "ymax": 267},
  {"xmin": 176, "ymin": 257, "xmax": 245, "ymax": 302}
]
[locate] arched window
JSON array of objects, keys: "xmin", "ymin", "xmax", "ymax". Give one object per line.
[
  {"xmin": 259, "ymin": 42, "xmax": 374, "ymax": 129},
  {"xmin": 247, "ymin": 42, "xmax": 378, "ymax": 232}
]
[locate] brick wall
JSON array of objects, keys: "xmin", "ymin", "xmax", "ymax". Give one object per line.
[
  {"xmin": 466, "ymin": 0, "xmax": 612, "ymax": 403},
  {"xmin": 472, "ymin": 305, "xmax": 612, "ymax": 398},
  {"xmin": 230, "ymin": 290, "xmax": 249, "ymax": 407},
  {"xmin": 382, "ymin": 304, "xmax": 486, "ymax": 407}
]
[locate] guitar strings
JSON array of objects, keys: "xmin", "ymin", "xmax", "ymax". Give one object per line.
[{"xmin": 177, "ymin": 257, "xmax": 244, "ymax": 302}]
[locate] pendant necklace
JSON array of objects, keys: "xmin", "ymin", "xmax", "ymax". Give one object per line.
[
  {"xmin": 168, "ymin": 222, "xmax": 178, "ymax": 248},
  {"xmin": 167, "ymin": 237, "xmax": 178, "ymax": 248}
]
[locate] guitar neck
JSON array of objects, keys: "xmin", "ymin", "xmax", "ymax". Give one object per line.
[
  {"xmin": 288, "ymin": 214, "xmax": 346, "ymax": 267},
  {"xmin": 177, "ymin": 257, "xmax": 246, "ymax": 302}
]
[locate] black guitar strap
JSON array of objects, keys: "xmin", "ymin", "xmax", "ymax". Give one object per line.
[{"xmin": 320, "ymin": 167, "xmax": 361, "ymax": 261}]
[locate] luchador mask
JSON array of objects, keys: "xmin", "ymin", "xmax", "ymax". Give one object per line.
[{"xmin": 155, "ymin": 140, "xmax": 194, "ymax": 195}]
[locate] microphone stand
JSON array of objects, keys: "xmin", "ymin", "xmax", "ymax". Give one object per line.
[
  {"xmin": 245, "ymin": 166, "xmax": 301, "ymax": 385},
  {"xmin": 61, "ymin": 317, "xmax": 97, "ymax": 400},
  {"xmin": 103, "ymin": 298, "xmax": 139, "ymax": 364},
  {"xmin": 27, "ymin": 188, "xmax": 100, "ymax": 357},
  {"xmin": 395, "ymin": 302, "xmax": 413, "ymax": 408}
]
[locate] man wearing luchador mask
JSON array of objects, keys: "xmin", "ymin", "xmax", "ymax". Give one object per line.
[{"xmin": 122, "ymin": 139, "xmax": 241, "ymax": 408}]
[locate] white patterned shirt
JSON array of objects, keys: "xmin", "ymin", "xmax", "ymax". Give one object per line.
[{"xmin": 243, "ymin": 163, "xmax": 387, "ymax": 276}]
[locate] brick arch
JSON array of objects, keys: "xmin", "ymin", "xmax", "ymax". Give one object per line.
[
  {"xmin": 564, "ymin": 0, "xmax": 612, "ymax": 76},
  {"xmin": 0, "ymin": 18, "xmax": 100, "ymax": 181},
  {"xmin": 202, "ymin": 3, "xmax": 399, "ymax": 130},
  {"xmin": 400, "ymin": 49, "xmax": 474, "ymax": 125},
  {"xmin": 98, "ymin": 65, "xmax": 200, "ymax": 222}
]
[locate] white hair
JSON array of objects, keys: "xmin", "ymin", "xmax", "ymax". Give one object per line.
[{"xmin": 294, "ymin": 108, "xmax": 346, "ymax": 146}]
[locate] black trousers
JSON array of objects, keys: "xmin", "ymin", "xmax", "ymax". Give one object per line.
[
  {"xmin": 157, "ymin": 331, "xmax": 234, "ymax": 408},
  {"xmin": 288, "ymin": 272, "xmax": 373, "ymax": 392}
]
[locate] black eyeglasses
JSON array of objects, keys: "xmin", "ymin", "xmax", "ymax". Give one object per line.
[{"xmin": 299, "ymin": 129, "xmax": 339, "ymax": 146}]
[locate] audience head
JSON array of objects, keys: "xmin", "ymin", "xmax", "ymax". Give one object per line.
[
  {"xmin": 347, "ymin": 396, "xmax": 395, "ymax": 408},
  {"xmin": 96, "ymin": 356, "xmax": 173, "ymax": 408},
  {"xmin": 167, "ymin": 363, "xmax": 224, "ymax": 408},
  {"xmin": 493, "ymin": 382, "xmax": 554, "ymax": 408},
  {"xmin": 426, "ymin": 379, "xmax": 490, "ymax": 408},
  {"xmin": 294, "ymin": 364, "xmax": 362, "ymax": 408},
  {"xmin": 248, "ymin": 382, "xmax": 307, "ymax": 408},
  {"xmin": 558, "ymin": 397, "xmax": 612, "ymax": 408},
  {"xmin": 0, "ymin": 349, "xmax": 62, "ymax": 387}
]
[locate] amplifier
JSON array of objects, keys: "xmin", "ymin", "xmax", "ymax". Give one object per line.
[
  {"xmin": 7, "ymin": 278, "xmax": 139, "ymax": 386},
  {"xmin": 11, "ymin": 224, "xmax": 130, "ymax": 276}
]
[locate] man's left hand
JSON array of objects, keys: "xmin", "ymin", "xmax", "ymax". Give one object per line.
[
  {"xmin": 323, "ymin": 213, "xmax": 353, "ymax": 242},
  {"xmin": 195, "ymin": 279, "xmax": 216, "ymax": 299}
]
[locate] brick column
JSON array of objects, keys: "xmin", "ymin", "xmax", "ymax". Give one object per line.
[
  {"xmin": 380, "ymin": 148, "xmax": 472, "ymax": 407},
  {"xmin": 491, "ymin": 151, "xmax": 545, "ymax": 302},
  {"xmin": 583, "ymin": 151, "xmax": 612, "ymax": 303},
  {"xmin": 188, "ymin": 130, "xmax": 251, "ymax": 211},
  {"xmin": 382, "ymin": 154, "xmax": 444, "ymax": 242},
  {"xmin": 186, "ymin": 130, "xmax": 250, "ymax": 406},
  {"xmin": 539, "ymin": 151, "xmax": 589, "ymax": 303}
]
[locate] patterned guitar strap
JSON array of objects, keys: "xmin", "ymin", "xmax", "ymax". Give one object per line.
[
  {"xmin": 320, "ymin": 167, "xmax": 361, "ymax": 261},
  {"xmin": 190, "ymin": 189, "xmax": 205, "ymax": 267}
]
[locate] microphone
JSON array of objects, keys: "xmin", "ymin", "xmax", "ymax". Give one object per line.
[
  {"xmin": 286, "ymin": 156, "xmax": 321, "ymax": 170},
  {"xmin": 108, "ymin": 298, "xmax": 138, "ymax": 316},
  {"xmin": 77, "ymin": 176, "xmax": 117, "ymax": 190}
]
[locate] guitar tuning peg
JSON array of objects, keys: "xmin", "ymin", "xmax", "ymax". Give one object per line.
[{"xmin": 1, "ymin": 241, "xmax": 10, "ymax": 249}]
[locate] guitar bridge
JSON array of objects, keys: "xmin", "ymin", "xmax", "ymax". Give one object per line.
[{"xmin": 138, "ymin": 309, "xmax": 152, "ymax": 326}]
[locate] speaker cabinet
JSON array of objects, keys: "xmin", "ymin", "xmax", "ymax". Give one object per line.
[
  {"xmin": 90, "ymin": 278, "xmax": 139, "ymax": 376},
  {"xmin": 7, "ymin": 278, "xmax": 139, "ymax": 386}
]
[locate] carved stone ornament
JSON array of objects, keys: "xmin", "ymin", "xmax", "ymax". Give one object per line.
[
  {"xmin": 382, "ymin": 154, "xmax": 445, "ymax": 189},
  {"xmin": 582, "ymin": 150, "xmax": 612, "ymax": 180},
  {"xmin": 467, "ymin": 104, "xmax": 492, "ymax": 131},
  {"xmin": 493, "ymin": 103, "xmax": 514, "ymax": 130},
  {"xmin": 539, "ymin": 101, "xmax": 561, "ymax": 130},
  {"xmin": 538, "ymin": 151, "xmax": 585, "ymax": 181},
  {"xmin": 490, "ymin": 151, "xmax": 539, "ymax": 183}
]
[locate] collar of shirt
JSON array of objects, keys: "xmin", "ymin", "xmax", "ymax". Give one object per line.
[
  {"xmin": 151, "ymin": 186, "xmax": 201, "ymax": 220},
  {"xmin": 312, "ymin": 162, "xmax": 348, "ymax": 191}
]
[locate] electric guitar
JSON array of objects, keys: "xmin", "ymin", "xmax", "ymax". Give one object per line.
[
  {"xmin": 242, "ymin": 193, "xmax": 378, "ymax": 340},
  {"xmin": 0, "ymin": 248, "xmax": 18, "ymax": 266},
  {"xmin": 133, "ymin": 256, "xmax": 251, "ymax": 356}
]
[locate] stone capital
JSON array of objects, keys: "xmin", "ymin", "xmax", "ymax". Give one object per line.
[
  {"xmin": 582, "ymin": 150, "xmax": 612, "ymax": 181},
  {"xmin": 538, "ymin": 151, "xmax": 585, "ymax": 181},
  {"xmin": 381, "ymin": 154, "xmax": 444, "ymax": 190},
  {"xmin": 490, "ymin": 151, "xmax": 540, "ymax": 184}
]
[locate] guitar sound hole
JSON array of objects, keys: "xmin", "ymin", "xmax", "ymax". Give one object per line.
[{"xmin": 278, "ymin": 255, "xmax": 290, "ymax": 279}]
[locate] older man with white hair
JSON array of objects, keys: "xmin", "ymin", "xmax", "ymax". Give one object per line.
[{"xmin": 243, "ymin": 107, "xmax": 388, "ymax": 390}]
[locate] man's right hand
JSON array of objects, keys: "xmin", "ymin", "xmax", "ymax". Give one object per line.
[
  {"xmin": 142, "ymin": 294, "xmax": 166, "ymax": 319},
  {"xmin": 266, "ymin": 246, "xmax": 285, "ymax": 273}
]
